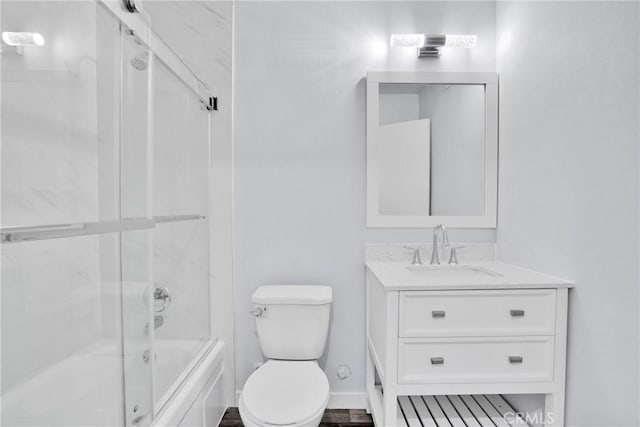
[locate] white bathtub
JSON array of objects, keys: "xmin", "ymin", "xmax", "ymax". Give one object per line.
[{"xmin": 1, "ymin": 339, "xmax": 224, "ymax": 427}]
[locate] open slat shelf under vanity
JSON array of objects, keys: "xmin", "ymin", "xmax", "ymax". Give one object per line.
[{"xmin": 396, "ymin": 394, "xmax": 528, "ymax": 427}]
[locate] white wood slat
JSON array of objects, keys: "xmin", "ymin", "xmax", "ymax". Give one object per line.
[
  {"xmin": 397, "ymin": 401, "xmax": 409, "ymax": 427},
  {"xmin": 423, "ymin": 396, "xmax": 453, "ymax": 427},
  {"xmin": 435, "ymin": 396, "xmax": 467, "ymax": 427},
  {"xmin": 409, "ymin": 396, "xmax": 438, "ymax": 427},
  {"xmin": 447, "ymin": 395, "xmax": 482, "ymax": 427},
  {"xmin": 460, "ymin": 395, "xmax": 498, "ymax": 427},
  {"xmin": 473, "ymin": 395, "xmax": 511, "ymax": 427},
  {"xmin": 399, "ymin": 396, "xmax": 423, "ymax": 427},
  {"xmin": 485, "ymin": 395, "xmax": 529, "ymax": 426},
  {"xmin": 396, "ymin": 395, "xmax": 530, "ymax": 427}
]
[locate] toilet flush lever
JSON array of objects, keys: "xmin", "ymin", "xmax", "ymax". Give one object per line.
[{"xmin": 250, "ymin": 305, "xmax": 267, "ymax": 318}]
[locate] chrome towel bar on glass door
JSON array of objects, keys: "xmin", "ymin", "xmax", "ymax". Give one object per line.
[
  {"xmin": 154, "ymin": 214, "xmax": 205, "ymax": 224},
  {"xmin": 0, "ymin": 214, "xmax": 206, "ymax": 244}
]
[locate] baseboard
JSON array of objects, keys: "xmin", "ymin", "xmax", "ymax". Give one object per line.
[
  {"xmin": 327, "ymin": 392, "xmax": 367, "ymax": 409},
  {"xmin": 235, "ymin": 390, "xmax": 367, "ymax": 410}
]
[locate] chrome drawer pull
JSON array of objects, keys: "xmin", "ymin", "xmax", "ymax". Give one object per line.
[
  {"xmin": 510, "ymin": 309, "xmax": 525, "ymax": 317},
  {"xmin": 509, "ymin": 356, "xmax": 523, "ymax": 364},
  {"xmin": 430, "ymin": 357, "xmax": 444, "ymax": 365},
  {"xmin": 432, "ymin": 310, "xmax": 446, "ymax": 318}
]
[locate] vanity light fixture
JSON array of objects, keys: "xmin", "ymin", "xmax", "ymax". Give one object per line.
[
  {"xmin": 390, "ymin": 33, "xmax": 477, "ymax": 57},
  {"xmin": 1, "ymin": 32, "xmax": 45, "ymax": 47}
]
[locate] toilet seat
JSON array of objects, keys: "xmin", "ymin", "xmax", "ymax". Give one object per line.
[{"xmin": 240, "ymin": 360, "xmax": 329, "ymax": 426}]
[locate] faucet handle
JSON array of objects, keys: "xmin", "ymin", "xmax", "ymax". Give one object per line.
[
  {"xmin": 447, "ymin": 245, "xmax": 466, "ymax": 265},
  {"xmin": 411, "ymin": 249, "xmax": 423, "ymax": 266},
  {"xmin": 403, "ymin": 245, "xmax": 423, "ymax": 265}
]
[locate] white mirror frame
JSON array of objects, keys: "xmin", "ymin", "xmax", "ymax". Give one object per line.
[{"xmin": 366, "ymin": 71, "xmax": 499, "ymax": 228}]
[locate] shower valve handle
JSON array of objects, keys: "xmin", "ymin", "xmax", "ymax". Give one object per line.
[{"xmin": 153, "ymin": 286, "xmax": 171, "ymax": 313}]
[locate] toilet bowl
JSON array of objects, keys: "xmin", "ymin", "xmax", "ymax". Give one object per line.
[
  {"xmin": 239, "ymin": 285, "xmax": 333, "ymax": 427},
  {"xmin": 239, "ymin": 360, "xmax": 329, "ymax": 427}
]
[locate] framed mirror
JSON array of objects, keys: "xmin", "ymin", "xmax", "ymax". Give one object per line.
[{"xmin": 366, "ymin": 71, "xmax": 498, "ymax": 228}]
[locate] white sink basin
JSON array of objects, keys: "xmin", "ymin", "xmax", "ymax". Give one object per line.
[{"xmin": 406, "ymin": 264, "xmax": 503, "ymax": 278}]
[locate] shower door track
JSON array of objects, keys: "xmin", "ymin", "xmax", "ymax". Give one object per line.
[{"xmin": 0, "ymin": 214, "xmax": 206, "ymax": 244}]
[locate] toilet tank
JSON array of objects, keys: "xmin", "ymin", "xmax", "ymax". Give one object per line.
[{"xmin": 252, "ymin": 285, "xmax": 332, "ymax": 360}]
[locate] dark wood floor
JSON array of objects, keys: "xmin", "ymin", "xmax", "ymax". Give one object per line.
[{"xmin": 219, "ymin": 407, "xmax": 374, "ymax": 427}]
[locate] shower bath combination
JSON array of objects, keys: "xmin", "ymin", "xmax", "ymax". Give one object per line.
[{"xmin": 0, "ymin": 1, "xmax": 224, "ymax": 426}]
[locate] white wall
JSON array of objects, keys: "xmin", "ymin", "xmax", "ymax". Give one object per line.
[
  {"xmin": 379, "ymin": 93, "xmax": 419, "ymax": 125},
  {"xmin": 496, "ymin": 2, "xmax": 640, "ymax": 425},
  {"xmin": 233, "ymin": 1, "xmax": 497, "ymax": 399},
  {"xmin": 418, "ymin": 84, "xmax": 485, "ymax": 216}
]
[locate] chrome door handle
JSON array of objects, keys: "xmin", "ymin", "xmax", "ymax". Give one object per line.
[
  {"xmin": 430, "ymin": 357, "xmax": 444, "ymax": 365},
  {"xmin": 509, "ymin": 356, "xmax": 523, "ymax": 364},
  {"xmin": 510, "ymin": 309, "xmax": 525, "ymax": 317},
  {"xmin": 432, "ymin": 310, "xmax": 446, "ymax": 318}
]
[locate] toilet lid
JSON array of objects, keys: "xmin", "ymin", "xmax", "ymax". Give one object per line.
[{"xmin": 242, "ymin": 360, "xmax": 329, "ymax": 425}]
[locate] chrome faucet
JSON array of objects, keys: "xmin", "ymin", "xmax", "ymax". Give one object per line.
[{"xmin": 430, "ymin": 224, "xmax": 450, "ymax": 264}]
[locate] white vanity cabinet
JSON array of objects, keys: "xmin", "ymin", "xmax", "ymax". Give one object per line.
[{"xmin": 365, "ymin": 262, "xmax": 572, "ymax": 427}]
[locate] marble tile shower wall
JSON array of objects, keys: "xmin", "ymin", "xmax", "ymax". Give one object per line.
[
  {"xmin": 0, "ymin": 1, "xmax": 108, "ymax": 390},
  {"xmin": 1, "ymin": 12, "xmax": 100, "ymax": 226},
  {"xmin": 1, "ymin": 237, "xmax": 103, "ymax": 390}
]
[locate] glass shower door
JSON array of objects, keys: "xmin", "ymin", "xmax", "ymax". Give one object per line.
[
  {"xmin": 0, "ymin": 2, "xmax": 138, "ymax": 426},
  {"xmin": 1, "ymin": 2, "xmax": 213, "ymax": 426},
  {"xmin": 150, "ymin": 55, "xmax": 211, "ymax": 413}
]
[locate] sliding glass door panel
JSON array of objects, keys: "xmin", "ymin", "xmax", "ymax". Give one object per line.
[
  {"xmin": 1, "ymin": 2, "xmax": 126, "ymax": 426},
  {"xmin": 150, "ymin": 57, "xmax": 211, "ymax": 410},
  {"xmin": 1, "ymin": 3, "xmax": 213, "ymax": 426}
]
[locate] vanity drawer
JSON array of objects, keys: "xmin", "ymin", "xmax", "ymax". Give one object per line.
[
  {"xmin": 398, "ymin": 336, "xmax": 554, "ymax": 384},
  {"xmin": 399, "ymin": 290, "xmax": 556, "ymax": 337}
]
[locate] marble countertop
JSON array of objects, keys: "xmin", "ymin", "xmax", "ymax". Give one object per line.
[{"xmin": 365, "ymin": 261, "xmax": 573, "ymax": 291}]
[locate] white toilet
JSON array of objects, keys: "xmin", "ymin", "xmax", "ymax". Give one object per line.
[{"xmin": 239, "ymin": 285, "xmax": 332, "ymax": 427}]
